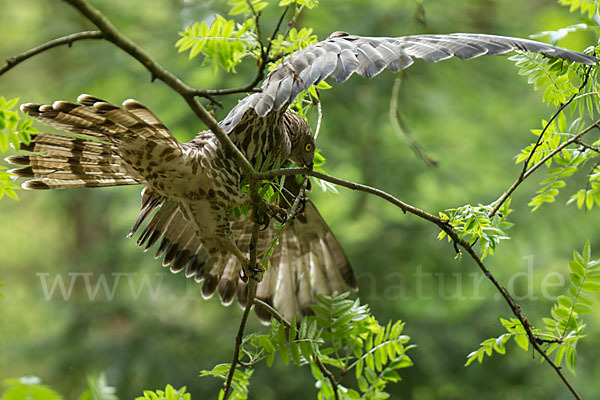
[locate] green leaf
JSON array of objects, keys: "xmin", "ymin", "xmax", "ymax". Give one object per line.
[
  {"xmin": 266, "ymin": 350, "xmax": 275, "ymax": 367},
  {"xmin": 567, "ymin": 345, "xmax": 577, "ymax": 371},
  {"xmin": 569, "ymin": 259, "xmax": 585, "ymax": 277},
  {"xmin": 1, "ymin": 377, "xmax": 63, "ymax": 400},
  {"xmin": 573, "ymin": 302, "xmax": 592, "ymax": 314},
  {"xmin": 581, "ymin": 281, "xmax": 600, "ymax": 291},
  {"xmin": 557, "ymin": 295, "xmax": 573, "ymax": 308},
  {"xmin": 78, "ymin": 374, "xmax": 118, "ymax": 400},
  {"xmin": 0, "ymin": 132, "xmax": 8, "ymax": 153},
  {"xmin": 555, "ymin": 345, "xmax": 567, "ymax": 367},
  {"xmin": 513, "ymin": 333, "xmax": 529, "ymax": 351},
  {"xmin": 278, "ymin": 326, "xmax": 290, "ymax": 365}
]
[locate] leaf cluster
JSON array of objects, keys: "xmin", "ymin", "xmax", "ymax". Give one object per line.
[
  {"xmin": 201, "ymin": 293, "xmax": 413, "ymax": 399},
  {"xmin": 1, "ymin": 374, "xmax": 117, "ymax": 400},
  {"xmin": 466, "ymin": 241, "xmax": 599, "ymax": 373},
  {"xmin": 175, "ymin": 16, "xmax": 257, "ymax": 74},
  {"xmin": 559, "ymin": 0, "xmax": 598, "ymax": 17},
  {"xmin": 137, "ymin": 385, "xmax": 191, "ymax": 400},
  {"xmin": 0, "ymin": 96, "xmax": 37, "ymax": 201},
  {"xmin": 511, "ymin": 52, "xmax": 600, "ymax": 212},
  {"xmin": 510, "ymin": 54, "xmax": 580, "ymax": 107},
  {"xmin": 174, "ymin": 0, "xmax": 330, "ymax": 117},
  {"xmin": 438, "ymin": 201, "xmax": 513, "ymax": 259},
  {"xmin": 175, "ymin": 1, "xmax": 320, "ymax": 75},
  {"xmin": 517, "ymin": 114, "xmax": 585, "ymax": 210}
]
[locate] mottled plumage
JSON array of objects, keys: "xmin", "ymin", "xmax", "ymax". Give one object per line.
[{"xmin": 6, "ymin": 31, "xmax": 598, "ymax": 321}]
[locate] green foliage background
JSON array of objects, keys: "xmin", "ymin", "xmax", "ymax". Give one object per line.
[{"xmin": 1, "ymin": 0, "xmax": 600, "ymax": 399}]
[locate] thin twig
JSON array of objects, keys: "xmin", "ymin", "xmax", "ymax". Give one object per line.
[
  {"xmin": 254, "ymin": 298, "xmax": 290, "ymax": 325},
  {"xmin": 253, "ymin": 295, "xmax": 339, "ymax": 399},
  {"xmin": 490, "ymin": 117, "xmax": 600, "ymax": 217},
  {"xmin": 223, "ymin": 219, "xmax": 261, "ymax": 398},
  {"xmin": 192, "ymin": 5, "xmax": 290, "ymax": 98},
  {"xmin": 389, "ymin": 76, "xmax": 437, "ymax": 166},
  {"xmin": 314, "ymin": 354, "xmax": 340, "ymax": 400},
  {"xmin": 0, "ymin": 31, "xmax": 104, "ymax": 77},
  {"xmin": 288, "ymin": 176, "xmax": 308, "ymax": 218},
  {"xmin": 489, "ymin": 66, "xmax": 593, "ymax": 217},
  {"xmin": 520, "ymin": 119, "xmax": 600, "ymax": 180},
  {"xmin": 265, "ymin": 6, "xmax": 289, "ymax": 59},
  {"xmin": 575, "ymin": 138, "xmax": 600, "ymax": 155},
  {"xmin": 458, "ymin": 243, "xmax": 581, "ymax": 400},
  {"xmin": 222, "ymin": 279, "xmax": 256, "ymax": 398}
]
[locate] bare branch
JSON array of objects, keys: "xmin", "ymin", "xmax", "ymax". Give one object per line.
[
  {"xmin": 254, "ymin": 298, "xmax": 290, "ymax": 325},
  {"xmin": 314, "ymin": 354, "xmax": 340, "ymax": 400},
  {"xmin": 576, "ymin": 139, "xmax": 600, "ymax": 155},
  {"xmin": 0, "ymin": 31, "xmax": 104, "ymax": 77},
  {"xmin": 457, "ymin": 239, "xmax": 581, "ymax": 400}
]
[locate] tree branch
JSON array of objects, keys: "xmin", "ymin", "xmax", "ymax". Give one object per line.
[
  {"xmin": 489, "ymin": 66, "xmax": 593, "ymax": 217},
  {"xmin": 314, "ymin": 354, "xmax": 340, "ymax": 400},
  {"xmin": 223, "ymin": 219, "xmax": 260, "ymax": 399},
  {"xmin": 0, "ymin": 31, "xmax": 104, "ymax": 77},
  {"xmin": 490, "ymin": 116, "xmax": 600, "ymax": 219}
]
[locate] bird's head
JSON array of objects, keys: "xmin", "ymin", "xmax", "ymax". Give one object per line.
[{"xmin": 284, "ymin": 111, "xmax": 315, "ymax": 169}]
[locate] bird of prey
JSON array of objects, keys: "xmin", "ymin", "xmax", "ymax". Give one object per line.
[{"xmin": 7, "ymin": 32, "xmax": 598, "ymax": 322}]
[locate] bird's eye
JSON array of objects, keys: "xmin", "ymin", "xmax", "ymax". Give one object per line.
[{"xmin": 305, "ymin": 143, "xmax": 313, "ymax": 152}]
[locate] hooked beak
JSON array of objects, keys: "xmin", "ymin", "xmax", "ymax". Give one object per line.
[{"xmin": 306, "ymin": 161, "xmax": 314, "ymax": 170}]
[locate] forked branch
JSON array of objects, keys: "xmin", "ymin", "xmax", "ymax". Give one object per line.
[{"xmin": 489, "ymin": 66, "xmax": 594, "ymax": 217}]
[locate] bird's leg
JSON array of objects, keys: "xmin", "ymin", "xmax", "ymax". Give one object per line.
[
  {"xmin": 266, "ymin": 202, "xmax": 288, "ymax": 223},
  {"xmin": 215, "ymin": 236, "xmax": 264, "ymax": 283},
  {"xmin": 250, "ymin": 198, "xmax": 289, "ymax": 225},
  {"xmin": 249, "ymin": 199, "xmax": 271, "ymax": 230}
]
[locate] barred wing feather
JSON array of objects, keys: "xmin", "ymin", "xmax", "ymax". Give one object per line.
[{"xmin": 221, "ymin": 32, "xmax": 598, "ymax": 133}]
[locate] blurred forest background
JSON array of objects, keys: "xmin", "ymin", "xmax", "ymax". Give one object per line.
[{"xmin": 1, "ymin": 0, "xmax": 600, "ymax": 399}]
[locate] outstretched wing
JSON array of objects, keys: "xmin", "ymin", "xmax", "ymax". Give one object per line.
[
  {"xmin": 130, "ymin": 181, "xmax": 356, "ymax": 323},
  {"xmin": 220, "ymin": 32, "xmax": 599, "ymax": 133}
]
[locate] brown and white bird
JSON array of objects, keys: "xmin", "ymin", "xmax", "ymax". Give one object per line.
[{"xmin": 6, "ymin": 32, "xmax": 598, "ymax": 321}]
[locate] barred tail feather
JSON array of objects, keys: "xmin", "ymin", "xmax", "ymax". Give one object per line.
[
  {"xmin": 18, "ymin": 96, "xmax": 184, "ymax": 185},
  {"xmin": 6, "ymin": 133, "xmax": 143, "ymax": 189},
  {"xmin": 250, "ymin": 200, "xmax": 357, "ymax": 322}
]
